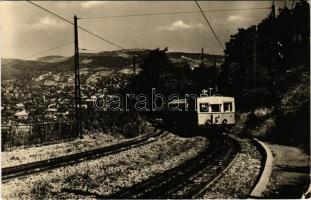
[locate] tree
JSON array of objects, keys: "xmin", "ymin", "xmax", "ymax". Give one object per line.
[
  {"xmin": 135, "ymin": 48, "xmax": 193, "ymax": 96},
  {"xmin": 220, "ymin": 1, "xmax": 310, "ymax": 109}
]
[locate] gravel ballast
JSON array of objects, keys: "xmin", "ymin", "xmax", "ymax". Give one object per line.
[
  {"xmin": 202, "ymin": 135, "xmax": 262, "ymax": 199},
  {"xmin": 2, "ymin": 133, "xmax": 209, "ymax": 199}
]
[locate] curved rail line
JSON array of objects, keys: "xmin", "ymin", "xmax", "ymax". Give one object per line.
[
  {"xmin": 192, "ymin": 135, "xmax": 272, "ymax": 199},
  {"xmin": 66, "ymin": 132, "xmax": 240, "ymax": 199},
  {"xmin": 191, "ymin": 146, "xmax": 240, "ymax": 199},
  {"xmin": 2, "ymin": 129, "xmax": 166, "ymax": 182}
]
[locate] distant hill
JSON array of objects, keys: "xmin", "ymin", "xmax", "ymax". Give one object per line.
[
  {"xmin": 2, "ymin": 59, "xmax": 55, "ymax": 80},
  {"xmin": 1, "ymin": 49, "xmax": 224, "ymax": 80},
  {"xmin": 36, "ymin": 55, "xmax": 67, "ymax": 63},
  {"xmin": 1, "ymin": 49, "xmax": 146, "ymax": 80}
]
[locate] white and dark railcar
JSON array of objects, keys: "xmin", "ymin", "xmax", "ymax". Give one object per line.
[
  {"xmin": 164, "ymin": 91, "xmax": 235, "ymax": 129},
  {"xmin": 196, "ymin": 95, "xmax": 235, "ymax": 126}
]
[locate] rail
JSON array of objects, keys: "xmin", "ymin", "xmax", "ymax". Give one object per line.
[
  {"xmin": 101, "ymin": 132, "xmax": 240, "ymax": 199},
  {"xmin": 2, "ymin": 129, "xmax": 165, "ymax": 182}
]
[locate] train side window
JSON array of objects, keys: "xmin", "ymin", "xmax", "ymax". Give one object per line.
[
  {"xmin": 199, "ymin": 103, "xmax": 209, "ymax": 112},
  {"xmin": 224, "ymin": 102, "xmax": 232, "ymax": 112},
  {"xmin": 211, "ymin": 104, "xmax": 221, "ymax": 112}
]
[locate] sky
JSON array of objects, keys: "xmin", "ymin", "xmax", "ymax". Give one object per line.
[{"xmin": 0, "ymin": 1, "xmax": 284, "ymax": 60}]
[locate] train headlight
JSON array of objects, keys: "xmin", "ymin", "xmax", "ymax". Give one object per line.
[{"xmin": 206, "ymin": 120, "xmax": 212, "ymax": 125}]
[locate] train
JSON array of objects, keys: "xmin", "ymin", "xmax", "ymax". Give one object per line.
[{"xmin": 163, "ymin": 90, "xmax": 235, "ymax": 131}]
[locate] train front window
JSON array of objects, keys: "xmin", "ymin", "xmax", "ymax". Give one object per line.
[
  {"xmin": 224, "ymin": 102, "xmax": 232, "ymax": 112},
  {"xmin": 199, "ymin": 103, "xmax": 209, "ymax": 112},
  {"xmin": 211, "ymin": 104, "xmax": 221, "ymax": 112}
]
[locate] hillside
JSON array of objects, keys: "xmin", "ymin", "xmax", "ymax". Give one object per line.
[
  {"xmin": 1, "ymin": 49, "xmax": 224, "ymax": 80},
  {"xmin": 36, "ymin": 55, "xmax": 67, "ymax": 63},
  {"xmin": 2, "ymin": 59, "xmax": 55, "ymax": 81}
]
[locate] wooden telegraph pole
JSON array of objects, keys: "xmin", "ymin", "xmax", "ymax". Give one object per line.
[
  {"xmin": 74, "ymin": 15, "xmax": 82, "ymax": 138},
  {"xmin": 201, "ymin": 48, "xmax": 204, "ymax": 67},
  {"xmin": 133, "ymin": 53, "xmax": 136, "ymax": 74},
  {"xmin": 253, "ymin": 25, "xmax": 257, "ymax": 87}
]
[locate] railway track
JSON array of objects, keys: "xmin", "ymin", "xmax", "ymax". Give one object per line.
[
  {"xmin": 2, "ymin": 129, "xmax": 165, "ymax": 182},
  {"xmin": 86, "ymin": 132, "xmax": 241, "ymax": 199}
]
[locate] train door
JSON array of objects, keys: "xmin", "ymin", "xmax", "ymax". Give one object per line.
[{"xmin": 222, "ymin": 101, "xmax": 235, "ymax": 124}]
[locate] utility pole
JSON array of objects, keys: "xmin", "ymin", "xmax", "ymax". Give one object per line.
[
  {"xmin": 253, "ymin": 25, "xmax": 257, "ymax": 87},
  {"xmin": 271, "ymin": 0, "xmax": 276, "ymax": 18},
  {"xmin": 270, "ymin": 0, "xmax": 279, "ymax": 113},
  {"xmin": 133, "ymin": 53, "xmax": 136, "ymax": 74},
  {"xmin": 201, "ymin": 48, "xmax": 204, "ymax": 67},
  {"xmin": 214, "ymin": 56, "xmax": 217, "ymax": 69},
  {"xmin": 291, "ymin": 0, "xmax": 296, "ymax": 9},
  {"xmin": 74, "ymin": 15, "xmax": 82, "ymax": 138},
  {"xmin": 208, "ymin": 87, "xmax": 213, "ymax": 97}
]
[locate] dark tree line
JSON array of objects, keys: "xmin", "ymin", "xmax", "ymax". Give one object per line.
[
  {"xmin": 134, "ymin": 48, "xmax": 193, "ymax": 95},
  {"xmin": 218, "ymin": 0, "xmax": 309, "ymax": 147},
  {"xmin": 220, "ymin": 0, "xmax": 309, "ymax": 109}
]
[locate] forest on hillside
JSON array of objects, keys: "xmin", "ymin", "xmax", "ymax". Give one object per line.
[
  {"xmin": 220, "ymin": 0, "xmax": 309, "ymax": 109},
  {"xmin": 219, "ymin": 0, "xmax": 309, "ymax": 148}
]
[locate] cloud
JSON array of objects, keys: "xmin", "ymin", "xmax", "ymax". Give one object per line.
[
  {"xmin": 30, "ymin": 17, "xmax": 66, "ymax": 30},
  {"xmin": 227, "ymin": 15, "xmax": 249, "ymax": 22},
  {"xmin": 157, "ymin": 20, "xmax": 205, "ymax": 31},
  {"xmin": 81, "ymin": 1, "xmax": 109, "ymax": 8}
]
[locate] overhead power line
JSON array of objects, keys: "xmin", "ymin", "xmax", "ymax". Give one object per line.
[
  {"xmin": 80, "ymin": 7, "xmax": 270, "ymax": 20},
  {"xmin": 76, "ymin": 23, "xmax": 125, "ymax": 50},
  {"xmin": 2, "ymin": 41, "xmax": 73, "ymax": 67},
  {"xmin": 27, "ymin": 1, "xmax": 125, "ymax": 50},
  {"xmin": 195, "ymin": 0, "xmax": 225, "ymax": 51},
  {"xmin": 22, "ymin": 41, "xmax": 73, "ymax": 60},
  {"xmin": 80, "ymin": 48, "xmax": 102, "ymax": 53}
]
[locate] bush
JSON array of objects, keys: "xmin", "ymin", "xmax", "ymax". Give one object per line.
[
  {"xmin": 122, "ymin": 116, "xmax": 147, "ymax": 138},
  {"xmin": 245, "ymin": 117, "xmax": 275, "ymax": 138},
  {"xmin": 243, "ymin": 107, "xmax": 275, "ymax": 138},
  {"xmin": 30, "ymin": 181, "xmax": 53, "ymax": 200},
  {"xmin": 237, "ymin": 88, "xmax": 275, "ymax": 110},
  {"xmin": 274, "ymin": 71, "xmax": 310, "ymax": 150},
  {"xmin": 274, "ymin": 107, "xmax": 310, "ymax": 150}
]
